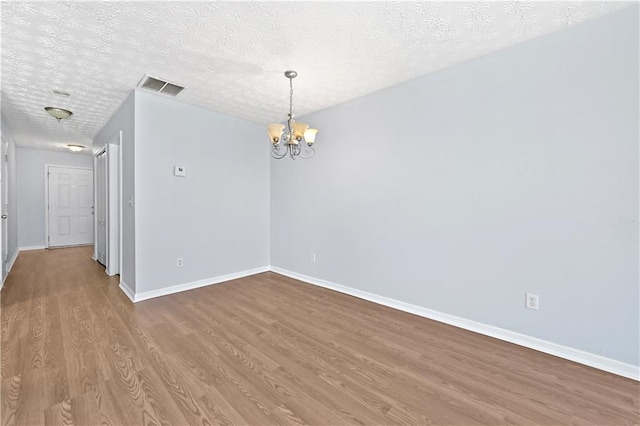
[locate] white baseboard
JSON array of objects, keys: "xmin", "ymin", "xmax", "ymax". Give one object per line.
[
  {"xmin": 7, "ymin": 249, "xmax": 18, "ymax": 273},
  {"xmin": 270, "ymin": 266, "xmax": 640, "ymax": 382},
  {"xmin": 2, "ymin": 249, "xmax": 20, "ymax": 289},
  {"xmin": 18, "ymin": 245, "xmax": 46, "ymax": 251},
  {"xmin": 119, "ymin": 280, "xmax": 135, "ymax": 302},
  {"xmin": 122, "ymin": 266, "xmax": 270, "ymax": 303}
]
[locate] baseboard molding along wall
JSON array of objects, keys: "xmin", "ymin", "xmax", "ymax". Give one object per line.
[
  {"xmin": 18, "ymin": 245, "xmax": 46, "ymax": 251},
  {"xmin": 7, "ymin": 249, "xmax": 19, "ymax": 272},
  {"xmin": 119, "ymin": 280, "xmax": 136, "ymax": 302},
  {"xmin": 114, "ymin": 261, "xmax": 638, "ymax": 381},
  {"xmin": 2, "ymin": 248, "xmax": 31, "ymax": 290},
  {"xmin": 1, "ymin": 249, "xmax": 20, "ymax": 289},
  {"xmin": 119, "ymin": 266, "xmax": 270, "ymax": 303},
  {"xmin": 270, "ymin": 266, "xmax": 640, "ymax": 382}
]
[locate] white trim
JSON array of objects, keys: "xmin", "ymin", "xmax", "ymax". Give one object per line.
[
  {"xmin": 1, "ymin": 137, "xmax": 8, "ymax": 285},
  {"xmin": 118, "ymin": 132, "xmax": 123, "ymax": 287},
  {"xmin": 121, "ymin": 266, "xmax": 270, "ymax": 303},
  {"xmin": 6, "ymin": 249, "xmax": 18, "ymax": 272},
  {"xmin": 18, "ymin": 245, "xmax": 46, "ymax": 251},
  {"xmin": 270, "ymin": 266, "xmax": 640, "ymax": 382},
  {"xmin": 119, "ymin": 280, "xmax": 135, "ymax": 302},
  {"xmin": 0, "ymin": 250, "xmax": 9, "ymax": 288},
  {"xmin": 106, "ymin": 142, "xmax": 120, "ymax": 275},
  {"xmin": 92, "ymin": 155, "xmax": 99, "ymax": 261}
]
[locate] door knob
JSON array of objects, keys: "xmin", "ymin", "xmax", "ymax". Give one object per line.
[{"xmin": 1, "ymin": 215, "xmax": 7, "ymax": 219}]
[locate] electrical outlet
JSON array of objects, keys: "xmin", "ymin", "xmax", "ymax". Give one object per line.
[
  {"xmin": 310, "ymin": 252, "xmax": 316, "ymax": 263},
  {"xmin": 525, "ymin": 293, "xmax": 539, "ymax": 310},
  {"xmin": 177, "ymin": 257, "xmax": 184, "ymax": 268}
]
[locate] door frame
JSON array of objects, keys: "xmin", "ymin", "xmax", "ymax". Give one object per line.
[
  {"xmin": 93, "ymin": 150, "xmax": 103, "ymax": 262},
  {"xmin": 93, "ymin": 131, "xmax": 122, "ymax": 276},
  {"xmin": 44, "ymin": 164, "xmax": 93, "ymax": 249},
  {"xmin": 0, "ymin": 136, "xmax": 5, "ymax": 282}
]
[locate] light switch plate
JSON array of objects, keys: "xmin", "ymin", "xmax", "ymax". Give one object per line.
[{"xmin": 174, "ymin": 165, "xmax": 186, "ymax": 177}]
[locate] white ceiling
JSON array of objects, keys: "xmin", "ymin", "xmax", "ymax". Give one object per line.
[{"xmin": 0, "ymin": 1, "xmax": 631, "ymax": 153}]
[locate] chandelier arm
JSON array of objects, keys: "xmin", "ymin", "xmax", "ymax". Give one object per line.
[
  {"xmin": 297, "ymin": 146, "xmax": 315, "ymax": 159},
  {"xmin": 271, "ymin": 151, "xmax": 287, "ymax": 160},
  {"xmin": 271, "ymin": 144, "xmax": 288, "ymax": 159}
]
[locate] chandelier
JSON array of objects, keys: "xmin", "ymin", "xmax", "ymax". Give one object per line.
[{"xmin": 267, "ymin": 70, "xmax": 318, "ymax": 160}]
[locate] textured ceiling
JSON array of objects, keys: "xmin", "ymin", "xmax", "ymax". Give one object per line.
[{"xmin": 0, "ymin": 1, "xmax": 631, "ymax": 153}]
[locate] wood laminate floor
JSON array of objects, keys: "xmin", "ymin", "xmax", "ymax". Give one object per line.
[{"xmin": 1, "ymin": 247, "xmax": 638, "ymax": 425}]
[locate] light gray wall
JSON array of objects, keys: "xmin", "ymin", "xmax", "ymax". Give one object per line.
[
  {"xmin": 93, "ymin": 91, "xmax": 136, "ymax": 290},
  {"xmin": 134, "ymin": 90, "xmax": 270, "ymax": 293},
  {"xmin": 16, "ymin": 147, "xmax": 93, "ymax": 248},
  {"xmin": 271, "ymin": 7, "xmax": 639, "ymax": 366},
  {"xmin": 1, "ymin": 114, "xmax": 19, "ymax": 272}
]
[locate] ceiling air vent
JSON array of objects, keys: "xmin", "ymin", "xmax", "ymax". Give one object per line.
[{"xmin": 137, "ymin": 74, "xmax": 186, "ymax": 97}]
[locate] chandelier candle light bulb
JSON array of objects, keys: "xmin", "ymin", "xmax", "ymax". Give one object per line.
[{"xmin": 268, "ymin": 70, "xmax": 318, "ymax": 159}]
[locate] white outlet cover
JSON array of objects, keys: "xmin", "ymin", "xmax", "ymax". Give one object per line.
[
  {"xmin": 526, "ymin": 293, "xmax": 539, "ymax": 310},
  {"xmin": 174, "ymin": 165, "xmax": 187, "ymax": 177}
]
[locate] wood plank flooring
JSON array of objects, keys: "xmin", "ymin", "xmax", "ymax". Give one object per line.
[{"xmin": 1, "ymin": 246, "xmax": 638, "ymax": 425}]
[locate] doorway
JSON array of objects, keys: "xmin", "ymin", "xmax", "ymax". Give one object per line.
[{"xmin": 46, "ymin": 165, "xmax": 94, "ymax": 248}]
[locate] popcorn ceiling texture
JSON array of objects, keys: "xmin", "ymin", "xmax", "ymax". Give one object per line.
[{"xmin": 0, "ymin": 1, "xmax": 630, "ymax": 152}]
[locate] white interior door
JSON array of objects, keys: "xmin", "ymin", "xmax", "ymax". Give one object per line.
[
  {"xmin": 0, "ymin": 138, "xmax": 6, "ymax": 279},
  {"xmin": 47, "ymin": 166, "xmax": 94, "ymax": 247},
  {"xmin": 95, "ymin": 152, "xmax": 107, "ymax": 265}
]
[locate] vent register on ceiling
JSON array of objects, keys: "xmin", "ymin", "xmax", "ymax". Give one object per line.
[{"xmin": 138, "ymin": 75, "xmax": 186, "ymax": 97}]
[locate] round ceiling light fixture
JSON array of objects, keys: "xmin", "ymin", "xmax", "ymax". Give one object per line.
[
  {"xmin": 44, "ymin": 107, "xmax": 73, "ymax": 122},
  {"xmin": 66, "ymin": 144, "xmax": 85, "ymax": 152}
]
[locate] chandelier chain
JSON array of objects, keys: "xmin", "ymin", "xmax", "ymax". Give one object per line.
[{"xmin": 289, "ymin": 76, "xmax": 294, "ymax": 118}]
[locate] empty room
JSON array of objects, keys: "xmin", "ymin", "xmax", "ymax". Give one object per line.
[{"xmin": 0, "ymin": 1, "xmax": 638, "ymax": 425}]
